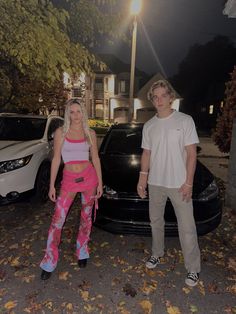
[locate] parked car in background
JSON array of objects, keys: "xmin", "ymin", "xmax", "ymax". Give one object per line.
[
  {"xmin": 96, "ymin": 123, "xmax": 222, "ymax": 236},
  {"xmin": 0, "ymin": 113, "xmax": 63, "ymax": 205}
]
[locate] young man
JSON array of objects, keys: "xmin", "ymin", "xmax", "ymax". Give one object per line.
[{"xmin": 137, "ymin": 79, "xmax": 201, "ymax": 287}]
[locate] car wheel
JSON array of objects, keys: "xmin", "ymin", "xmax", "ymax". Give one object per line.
[{"xmin": 31, "ymin": 162, "xmax": 50, "ymax": 204}]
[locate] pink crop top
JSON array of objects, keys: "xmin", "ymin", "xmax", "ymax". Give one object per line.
[{"xmin": 61, "ymin": 138, "xmax": 90, "ymax": 164}]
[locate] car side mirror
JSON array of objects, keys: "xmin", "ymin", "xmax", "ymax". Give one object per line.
[{"xmin": 48, "ymin": 133, "xmax": 54, "ymax": 141}]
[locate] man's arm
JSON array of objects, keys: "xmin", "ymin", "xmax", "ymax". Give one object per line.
[
  {"xmin": 137, "ymin": 149, "xmax": 151, "ymax": 198},
  {"xmin": 179, "ymin": 143, "xmax": 197, "ymax": 202}
]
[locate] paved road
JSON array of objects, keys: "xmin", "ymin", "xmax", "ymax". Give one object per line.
[{"xmin": 0, "ymin": 138, "xmax": 235, "ymax": 314}]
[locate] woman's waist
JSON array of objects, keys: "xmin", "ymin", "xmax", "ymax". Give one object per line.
[{"xmin": 64, "ymin": 161, "xmax": 91, "ymax": 174}]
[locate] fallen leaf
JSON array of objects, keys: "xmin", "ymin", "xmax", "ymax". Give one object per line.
[
  {"xmin": 139, "ymin": 300, "xmax": 152, "ymax": 314},
  {"xmin": 78, "ymin": 280, "xmax": 91, "ymax": 290},
  {"xmin": 22, "ymin": 274, "xmax": 35, "ymax": 283},
  {"xmin": 112, "ymin": 277, "xmax": 121, "ymax": 286},
  {"xmin": 9, "ymin": 244, "xmax": 19, "ymax": 249},
  {"xmin": 207, "ymin": 282, "xmax": 218, "ymax": 293},
  {"xmin": 141, "ymin": 280, "xmax": 158, "ymax": 295},
  {"xmin": 92, "ymin": 261, "xmax": 102, "ymax": 267},
  {"xmin": 226, "ymin": 284, "xmax": 236, "ymax": 295},
  {"xmin": 84, "ymin": 304, "xmax": 95, "ymax": 312},
  {"xmin": 166, "ymin": 305, "xmax": 181, "ymax": 314},
  {"xmin": 80, "ymin": 290, "xmax": 89, "ymax": 301},
  {"xmin": 198, "ymin": 281, "xmax": 205, "ymax": 296},
  {"xmin": 4, "ymin": 300, "xmax": 17, "ymax": 310},
  {"xmin": 0, "ymin": 269, "xmax": 6, "ymax": 281},
  {"xmin": 228, "ymin": 257, "xmax": 236, "ymax": 271},
  {"xmin": 100, "ymin": 242, "xmax": 109, "ymax": 248},
  {"xmin": 0, "ymin": 288, "xmax": 7, "ymax": 297},
  {"xmin": 189, "ymin": 304, "xmax": 198, "ymax": 313},
  {"xmin": 66, "ymin": 303, "xmax": 73, "ymax": 310},
  {"xmin": 44, "ymin": 300, "xmax": 53, "ymax": 310},
  {"xmin": 59, "ymin": 271, "xmax": 69, "ymax": 281},
  {"xmin": 182, "ymin": 287, "xmax": 191, "ymax": 294},
  {"xmin": 10, "ymin": 257, "xmax": 20, "ymax": 267}
]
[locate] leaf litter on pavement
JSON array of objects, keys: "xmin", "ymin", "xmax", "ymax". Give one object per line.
[{"xmin": 0, "ymin": 182, "xmax": 235, "ymax": 313}]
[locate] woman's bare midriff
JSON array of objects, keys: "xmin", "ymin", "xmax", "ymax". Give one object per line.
[{"xmin": 64, "ymin": 161, "xmax": 90, "ymax": 173}]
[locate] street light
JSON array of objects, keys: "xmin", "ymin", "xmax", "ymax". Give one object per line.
[{"xmin": 128, "ymin": 0, "xmax": 142, "ymax": 122}]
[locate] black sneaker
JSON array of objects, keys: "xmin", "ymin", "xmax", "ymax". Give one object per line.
[
  {"xmin": 40, "ymin": 270, "xmax": 52, "ymax": 280},
  {"xmin": 78, "ymin": 259, "xmax": 87, "ymax": 268},
  {"xmin": 145, "ymin": 256, "xmax": 161, "ymax": 269},
  {"xmin": 185, "ymin": 272, "xmax": 199, "ymax": 286}
]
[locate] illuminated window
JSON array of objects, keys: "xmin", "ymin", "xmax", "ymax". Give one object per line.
[
  {"xmin": 220, "ymin": 101, "xmax": 224, "ymax": 108},
  {"xmin": 209, "ymin": 105, "xmax": 214, "ymax": 115},
  {"xmin": 120, "ymin": 80, "xmax": 126, "ymax": 93},
  {"xmin": 95, "ymin": 78, "xmax": 103, "ymax": 91},
  {"xmin": 104, "ymin": 78, "xmax": 108, "ymax": 91},
  {"xmin": 72, "ymin": 88, "xmax": 81, "ymax": 97}
]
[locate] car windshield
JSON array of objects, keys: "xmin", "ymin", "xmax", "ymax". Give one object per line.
[
  {"xmin": 104, "ymin": 128, "xmax": 143, "ymax": 155},
  {"xmin": 0, "ymin": 117, "xmax": 47, "ymax": 141}
]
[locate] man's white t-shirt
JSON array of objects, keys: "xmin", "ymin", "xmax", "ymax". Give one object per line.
[{"xmin": 141, "ymin": 111, "xmax": 199, "ymax": 188}]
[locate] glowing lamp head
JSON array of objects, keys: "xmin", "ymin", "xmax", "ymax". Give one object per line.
[{"xmin": 130, "ymin": 0, "xmax": 142, "ymax": 15}]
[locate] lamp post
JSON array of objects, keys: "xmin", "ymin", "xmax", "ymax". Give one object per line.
[{"xmin": 128, "ymin": 0, "xmax": 142, "ymax": 122}]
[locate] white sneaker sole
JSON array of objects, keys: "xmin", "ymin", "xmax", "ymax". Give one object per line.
[
  {"xmin": 145, "ymin": 262, "xmax": 160, "ymax": 269},
  {"xmin": 185, "ymin": 279, "xmax": 199, "ymax": 287}
]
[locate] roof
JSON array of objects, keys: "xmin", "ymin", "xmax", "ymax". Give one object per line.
[
  {"xmin": 137, "ymin": 73, "xmax": 181, "ymax": 100},
  {"xmin": 95, "ymin": 53, "xmax": 148, "ymax": 78}
]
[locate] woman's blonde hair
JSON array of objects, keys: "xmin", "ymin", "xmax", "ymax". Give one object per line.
[
  {"xmin": 147, "ymin": 79, "xmax": 176, "ymax": 102},
  {"xmin": 62, "ymin": 98, "xmax": 93, "ymax": 145}
]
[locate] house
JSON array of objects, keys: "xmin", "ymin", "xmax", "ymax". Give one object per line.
[
  {"xmin": 64, "ymin": 54, "xmax": 148, "ymax": 122},
  {"xmin": 64, "ymin": 55, "xmax": 181, "ymax": 123}
]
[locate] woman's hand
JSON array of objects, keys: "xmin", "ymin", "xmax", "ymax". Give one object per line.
[
  {"xmin": 48, "ymin": 186, "xmax": 56, "ymax": 202},
  {"xmin": 96, "ymin": 183, "xmax": 103, "ymax": 199}
]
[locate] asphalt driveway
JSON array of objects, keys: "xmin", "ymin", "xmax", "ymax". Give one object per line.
[{"xmin": 0, "ymin": 137, "xmax": 235, "ymax": 314}]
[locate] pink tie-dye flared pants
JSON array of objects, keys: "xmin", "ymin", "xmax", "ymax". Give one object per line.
[{"xmin": 40, "ymin": 163, "xmax": 98, "ymax": 272}]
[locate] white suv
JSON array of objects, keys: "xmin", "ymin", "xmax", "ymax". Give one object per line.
[{"xmin": 0, "ymin": 113, "xmax": 63, "ymax": 205}]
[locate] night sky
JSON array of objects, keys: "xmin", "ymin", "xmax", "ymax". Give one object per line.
[{"xmin": 98, "ymin": 0, "xmax": 236, "ymax": 78}]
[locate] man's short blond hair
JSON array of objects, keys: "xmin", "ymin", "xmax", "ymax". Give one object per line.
[{"xmin": 147, "ymin": 79, "xmax": 176, "ymax": 102}]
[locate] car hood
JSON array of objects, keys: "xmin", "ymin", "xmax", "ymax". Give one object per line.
[
  {"xmin": 0, "ymin": 140, "xmax": 47, "ymax": 161},
  {"xmin": 100, "ymin": 154, "xmax": 214, "ymax": 196}
]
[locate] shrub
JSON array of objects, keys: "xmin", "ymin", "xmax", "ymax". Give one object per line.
[{"xmin": 213, "ymin": 66, "xmax": 236, "ymax": 153}]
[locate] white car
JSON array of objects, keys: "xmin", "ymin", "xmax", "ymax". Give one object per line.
[{"xmin": 0, "ymin": 113, "xmax": 63, "ymax": 205}]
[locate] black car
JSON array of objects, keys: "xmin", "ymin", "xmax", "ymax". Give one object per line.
[{"xmin": 96, "ymin": 123, "xmax": 222, "ymax": 236}]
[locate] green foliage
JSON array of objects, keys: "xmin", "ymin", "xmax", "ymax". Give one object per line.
[
  {"xmin": 67, "ymin": 0, "xmax": 126, "ymax": 48},
  {"xmin": 0, "ymin": 0, "xmax": 124, "ymax": 111},
  {"xmin": 213, "ymin": 66, "xmax": 236, "ymax": 153},
  {"xmin": 88, "ymin": 118, "xmax": 112, "ymax": 127},
  {"xmin": 0, "ymin": 0, "xmax": 122, "ymax": 84},
  {"xmin": 1, "ymin": 72, "xmax": 67, "ymax": 114}
]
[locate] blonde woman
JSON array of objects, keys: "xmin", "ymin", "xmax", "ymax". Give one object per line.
[{"xmin": 40, "ymin": 98, "xmax": 103, "ymax": 280}]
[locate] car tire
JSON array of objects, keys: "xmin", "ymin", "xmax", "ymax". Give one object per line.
[{"xmin": 31, "ymin": 162, "xmax": 50, "ymax": 204}]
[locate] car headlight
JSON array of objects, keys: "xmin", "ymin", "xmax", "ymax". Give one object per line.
[
  {"xmin": 197, "ymin": 180, "xmax": 219, "ymax": 201},
  {"xmin": 0, "ymin": 155, "xmax": 33, "ymax": 174}
]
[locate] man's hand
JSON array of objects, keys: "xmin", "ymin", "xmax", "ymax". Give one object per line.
[
  {"xmin": 179, "ymin": 183, "xmax": 193, "ymax": 202},
  {"xmin": 137, "ymin": 184, "xmax": 147, "ymax": 198}
]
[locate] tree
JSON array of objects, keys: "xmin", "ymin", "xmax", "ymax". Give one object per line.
[
  {"xmin": 213, "ymin": 66, "xmax": 236, "ymax": 153},
  {"xmin": 170, "ymin": 36, "xmax": 236, "ymax": 113},
  {"xmin": 0, "ymin": 0, "xmax": 123, "ymax": 110}
]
